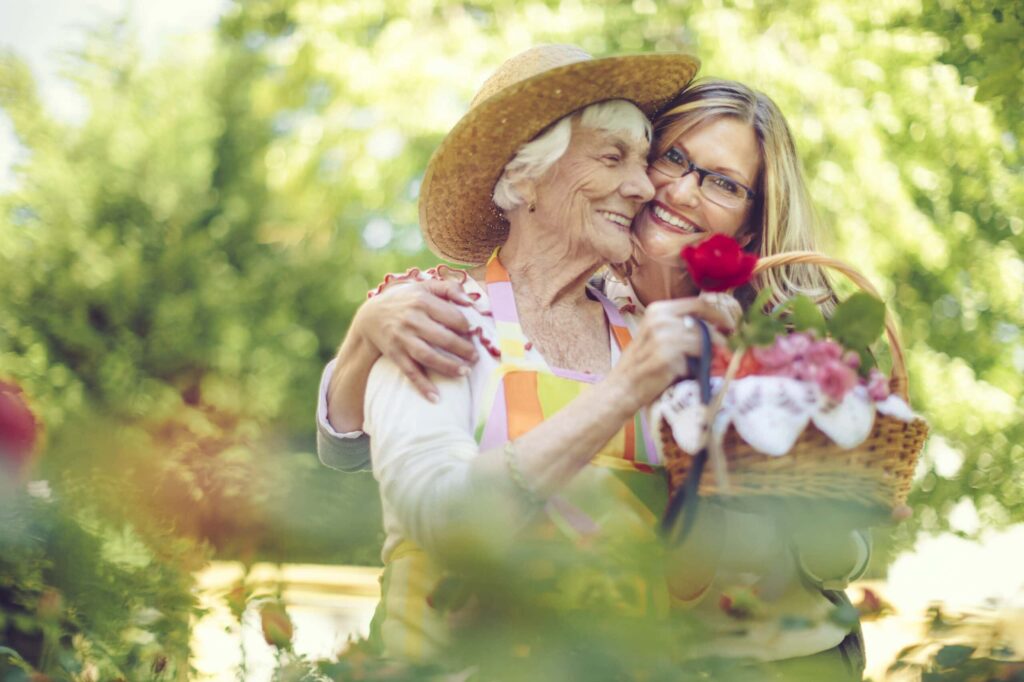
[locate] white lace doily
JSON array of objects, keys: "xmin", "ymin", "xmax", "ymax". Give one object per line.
[{"xmin": 650, "ymin": 376, "xmax": 919, "ymax": 458}]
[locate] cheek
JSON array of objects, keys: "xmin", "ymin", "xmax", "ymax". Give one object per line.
[
  {"xmin": 550, "ymin": 165, "xmax": 601, "ymax": 206},
  {"xmin": 715, "ymin": 208, "xmax": 750, "ymax": 238}
]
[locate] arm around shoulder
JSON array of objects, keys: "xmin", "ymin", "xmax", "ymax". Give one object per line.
[{"xmin": 317, "ymin": 359, "xmax": 372, "ymax": 472}]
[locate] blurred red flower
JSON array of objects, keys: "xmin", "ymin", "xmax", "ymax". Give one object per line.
[{"xmin": 0, "ymin": 380, "xmax": 39, "ymax": 477}]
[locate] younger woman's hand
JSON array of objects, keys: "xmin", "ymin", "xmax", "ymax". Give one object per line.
[{"xmin": 353, "ymin": 279, "xmax": 479, "ymax": 399}]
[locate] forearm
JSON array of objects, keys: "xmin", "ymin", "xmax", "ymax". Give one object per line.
[
  {"xmin": 367, "ymin": 362, "xmax": 639, "ymax": 564},
  {"xmin": 327, "ymin": 321, "xmax": 381, "ymax": 432},
  {"xmin": 470, "ymin": 375, "xmax": 637, "ymax": 498}
]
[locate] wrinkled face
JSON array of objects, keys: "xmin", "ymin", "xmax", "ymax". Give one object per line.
[
  {"xmin": 633, "ymin": 117, "xmax": 761, "ymax": 268},
  {"xmin": 531, "ymin": 123, "xmax": 655, "ymax": 264}
]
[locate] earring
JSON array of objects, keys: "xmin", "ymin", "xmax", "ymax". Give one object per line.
[{"xmin": 528, "ymin": 202, "xmax": 536, "ymax": 213}]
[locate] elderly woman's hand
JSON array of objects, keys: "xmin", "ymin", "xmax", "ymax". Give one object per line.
[
  {"xmin": 609, "ymin": 297, "xmax": 736, "ymax": 414},
  {"xmin": 698, "ymin": 291, "xmax": 743, "ymax": 330},
  {"xmin": 352, "ymin": 279, "xmax": 479, "ymax": 399}
]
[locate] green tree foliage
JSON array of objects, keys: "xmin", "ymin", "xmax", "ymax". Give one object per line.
[
  {"xmin": 0, "ymin": 0, "xmax": 1020, "ymax": 673},
  {"xmin": 205, "ymin": 0, "xmax": 1022, "ymax": 546},
  {"xmin": 915, "ymin": 0, "xmax": 1024, "ymax": 141},
  {"xmin": 0, "ymin": 17, "xmax": 384, "ymax": 564}
]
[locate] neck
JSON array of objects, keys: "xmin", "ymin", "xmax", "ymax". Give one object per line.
[
  {"xmin": 500, "ymin": 215, "xmax": 603, "ymax": 309},
  {"xmin": 629, "ymin": 252, "xmax": 698, "ymax": 305}
]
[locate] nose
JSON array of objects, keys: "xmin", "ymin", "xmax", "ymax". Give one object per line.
[
  {"xmin": 664, "ymin": 169, "xmax": 701, "ymax": 209},
  {"xmin": 622, "ymin": 162, "xmax": 655, "ymax": 204}
]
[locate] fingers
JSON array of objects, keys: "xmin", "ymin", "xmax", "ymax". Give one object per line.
[
  {"xmin": 415, "ymin": 321, "xmax": 478, "ymax": 365},
  {"xmin": 402, "ymin": 336, "xmax": 468, "ymax": 379},
  {"xmin": 699, "ymin": 291, "xmax": 744, "ymax": 329},
  {"xmin": 707, "ymin": 325, "xmax": 728, "ymax": 348},
  {"xmin": 656, "ymin": 297, "xmax": 737, "ymax": 334},
  {"xmin": 422, "ymin": 279, "xmax": 474, "ymax": 306},
  {"xmin": 391, "ymin": 353, "xmax": 439, "ymax": 403},
  {"xmin": 388, "ymin": 323, "xmax": 478, "ymax": 402},
  {"xmin": 421, "ymin": 293, "xmax": 473, "ymax": 336}
]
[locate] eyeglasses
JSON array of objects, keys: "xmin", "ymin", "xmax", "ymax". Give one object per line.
[{"xmin": 650, "ymin": 146, "xmax": 757, "ymax": 209}]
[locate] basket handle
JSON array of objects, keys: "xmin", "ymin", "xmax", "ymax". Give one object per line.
[{"xmin": 751, "ymin": 251, "xmax": 909, "ymax": 401}]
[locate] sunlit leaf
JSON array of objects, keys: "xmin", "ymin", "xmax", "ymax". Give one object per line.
[{"xmin": 827, "ymin": 293, "xmax": 886, "ymax": 349}]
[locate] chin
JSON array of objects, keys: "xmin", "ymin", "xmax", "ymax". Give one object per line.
[
  {"xmin": 601, "ymin": 244, "xmax": 633, "ymax": 265},
  {"xmin": 635, "ymin": 223, "xmax": 694, "ymax": 268},
  {"xmin": 594, "ymin": 235, "xmax": 632, "ymax": 265}
]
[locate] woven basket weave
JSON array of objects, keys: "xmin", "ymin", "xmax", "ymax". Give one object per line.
[{"xmin": 660, "ymin": 252, "xmax": 929, "ymax": 509}]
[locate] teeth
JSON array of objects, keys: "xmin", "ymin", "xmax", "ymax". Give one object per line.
[
  {"xmin": 653, "ymin": 205, "xmax": 699, "ymax": 233},
  {"xmin": 598, "ymin": 210, "xmax": 631, "ymax": 227}
]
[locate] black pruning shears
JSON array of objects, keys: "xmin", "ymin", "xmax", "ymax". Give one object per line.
[{"xmin": 661, "ymin": 317, "xmax": 713, "ymax": 544}]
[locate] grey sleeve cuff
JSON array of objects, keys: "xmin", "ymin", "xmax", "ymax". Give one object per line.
[
  {"xmin": 316, "ymin": 424, "xmax": 372, "ymax": 472},
  {"xmin": 315, "ymin": 359, "xmax": 372, "ymax": 472}
]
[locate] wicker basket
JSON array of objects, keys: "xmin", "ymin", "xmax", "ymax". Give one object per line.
[{"xmin": 660, "ymin": 252, "xmax": 929, "ymax": 509}]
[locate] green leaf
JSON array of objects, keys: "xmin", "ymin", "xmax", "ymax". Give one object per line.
[
  {"xmin": 788, "ymin": 295, "xmax": 827, "ymax": 335},
  {"xmin": 827, "ymin": 292, "xmax": 886, "ymax": 349},
  {"xmin": 740, "ymin": 286, "xmax": 786, "ymax": 347},
  {"xmin": 746, "ymin": 286, "xmax": 775, "ymax": 321},
  {"xmin": 742, "ymin": 314, "xmax": 786, "ymax": 347},
  {"xmin": 934, "ymin": 644, "xmax": 976, "ymax": 669},
  {"xmin": 856, "ymin": 347, "xmax": 876, "ymax": 375}
]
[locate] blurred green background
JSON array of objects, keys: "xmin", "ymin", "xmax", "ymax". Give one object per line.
[{"xmin": 1, "ymin": 0, "xmax": 1021, "ymax": 678}]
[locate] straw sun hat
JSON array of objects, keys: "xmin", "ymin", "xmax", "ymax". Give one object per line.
[{"xmin": 419, "ymin": 44, "xmax": 700, "ymax": 264}]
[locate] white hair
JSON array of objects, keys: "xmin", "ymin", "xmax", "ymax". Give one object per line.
[{"xmin": 492, "ymin": 99, "xmax": 652, "ymax": 211}]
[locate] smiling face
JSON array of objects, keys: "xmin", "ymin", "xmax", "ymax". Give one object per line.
[
  {"xmin": 530, "ymin": 123, "xmax": 655, "ymax": 264},
  {"xmin": 632, "ymin": 116, "xmax": 761, "ymax": 268}
]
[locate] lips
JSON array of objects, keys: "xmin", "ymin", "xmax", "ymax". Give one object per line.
[{"xmin": 649, "ymin": 201, "xmax": 703, "ymax": 235}]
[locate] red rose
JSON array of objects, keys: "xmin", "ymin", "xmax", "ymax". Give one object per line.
[
  {"xmin": 680, "ymin": 234, "xmax": 758, "ymax": 292},
  {"xmin": 0, "ymin": 380, "xmax": 39, "ymax": 477}
]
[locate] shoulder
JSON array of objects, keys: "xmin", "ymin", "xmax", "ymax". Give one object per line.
[{"xmin": 367, "ymin": 263, "xmax": 486, "ymax": 301}]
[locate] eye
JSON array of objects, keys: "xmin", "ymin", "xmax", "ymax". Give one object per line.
[
  {"xmin": 664, "ymin": 147, "xmax": 687, "ymax": 165},
  {"xmin": 602, "ymin": 153, "xmax": 623, "ymax": 164},
  {"xmin": 709, "ymin": 174, "xmax": 741, "ymax": 195}
]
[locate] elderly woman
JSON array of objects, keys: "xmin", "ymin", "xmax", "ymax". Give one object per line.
[
  {"xmin": 341, "ymin": 46, "xmax": 736, "ymax": 663},
  {"xmin": 321, "ymin": 73, "xmax": 871, "ymax": 677}
]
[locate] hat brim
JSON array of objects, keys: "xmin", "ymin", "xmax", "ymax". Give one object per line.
[{"xmin": 419, "ymin": 52, "xmax": 700, "ymax": 264}]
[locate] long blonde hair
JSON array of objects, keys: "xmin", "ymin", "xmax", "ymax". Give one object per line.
[{"xmin": 652, "ymin": 79, "xmax": 835, "ymax": 311}]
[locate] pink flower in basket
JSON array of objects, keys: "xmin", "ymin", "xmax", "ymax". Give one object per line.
[
  {"xmin": 866, "ymin": 368, "xmax": 890, "ymax": 401},
  {"xmin": 750, "ymin": 342, "xmax": 794, "ymax": 370},
  {"xmin": 805, "ymin": 338, "xmax": 843, "ymax": 365},
  {"xmin": 746, "ymin": 333, "xmax": 868, "ymax": 403},
  {"xmin": 786, "ymin": 359, "xmax": 820, "ymax": 383},
  {"xmin": 817, "ymin": 359, "xmax": 860, "ymax": 402},
  {"xmin": 779, "ymin": 331, "xmax": 814, "ymax": 358}
]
